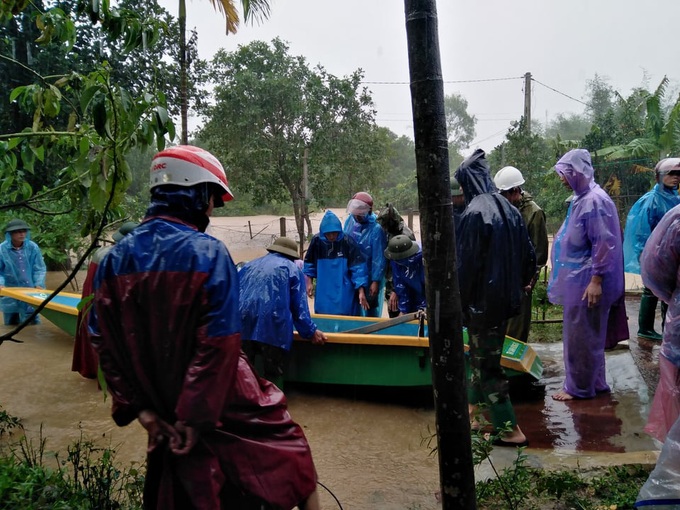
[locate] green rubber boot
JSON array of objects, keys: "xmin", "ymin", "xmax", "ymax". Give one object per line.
[{"xmin": 638, "ymin": 292, "xmax": 662, "ymax": 341}]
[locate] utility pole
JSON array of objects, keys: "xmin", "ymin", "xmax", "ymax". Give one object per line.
[
  {"xmin": 404, "ymin": 1, "xmax": 476, "ymax": 508},
  {"xmin": 524, "ymin": 71, "xmax": 532, "ymax": 133}
]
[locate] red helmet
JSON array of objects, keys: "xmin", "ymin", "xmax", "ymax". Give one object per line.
[
  {"xmin": 352, "ymin": 192, "xmax": 373, "ymax": 208},
  {"xmin": 150, "ymin": 145, "xmax": 234, "ymax": 204}
]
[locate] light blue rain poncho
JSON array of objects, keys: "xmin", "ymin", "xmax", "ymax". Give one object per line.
[
  {"xmin": 239, "ymin": 251, "xmax": 317, "ymax": 351},
  {"xmin": 303, "ymin": 210, "xmax": 368, "ymax": 316},
  {"xmin": 343, "ymin": 202, "xmax": 387, "ymax": 318},
  {"xmin": 0, "ymin": 228, "xmax": 46, "ymax": 317},
  {"xmin": 623, "ymin": 182, "xmax": 680, "ymax": 274}
]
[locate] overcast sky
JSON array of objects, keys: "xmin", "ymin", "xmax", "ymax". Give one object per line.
[{"xmin": 160, "ymin": 0, "xmax": 680, "ymax": 154}]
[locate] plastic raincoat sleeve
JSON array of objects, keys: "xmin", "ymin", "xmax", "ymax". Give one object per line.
[
  {"xmin": 588, "ymin": 208, "xmax": 621, "ymax": 277},
  {"xmin": 30, "ymin": 242, "xmax": 47, "ymax": 287},
  {"xmin": 290, "ymin": 266, "xmax": 317, "ymax": 339},
  {"xmin": 368, "ymin": 225, "xmax": 387, "ymax": 283},
  {"xmin": 623, "ymin": 200, "xmax": 652, "ymax": 274},
  {"xmin": 456, "ymin": 213, "xmax": 486, "ymax": 310},
  {"xmin": 174, "ymin": 246, "xmax": 241, "ymax": 429},
  {"xmin": 348, "ymin": 239, "xmax": 369, "ymax": 290},
  {"xmin": 641, "ymin": 206, "xmax": 680, "ymax": 305},
  {"xmin": 527, "ymin": 208, "xmax": 549, "ymax": 268}
]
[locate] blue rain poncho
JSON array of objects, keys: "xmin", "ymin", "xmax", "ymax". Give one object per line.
[
  {"xmin": 303, "ymin": 210, "xmax": 368, "ymax": 315},
  {"xmin": 0, "ymin": 230, "xmax": 46, "ymax": 315},
  {"xmin": 343, "ymin": 211, "xmax": 388, "ymax": 317},
  {"xmin": 548, "ymin": 150, "xmax": 624, "ymax": 307},
  {"xmin": 455, "ymin": 149, "xmax": 537, "ymax": 325},
  {"xmin": 390, "ymin": 245, "xmax": 426, "ymax": 314},
  {"xmin": 239, "ymin": 252, "xmax": 317, "ymax": 351},
  {"xmin": 623, "ymin": 183, "xmax": 680, "ymax": 274}
]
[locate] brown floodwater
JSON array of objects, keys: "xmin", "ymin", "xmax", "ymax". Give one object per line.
[{"xmin": 0, "ymin": 271, "xmax": 660, "ymax": 509}]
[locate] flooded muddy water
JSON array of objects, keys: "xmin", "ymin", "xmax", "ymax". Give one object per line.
[{"xmin": 0, "ymin": 257, "xmax": 661, "ymax": 509}]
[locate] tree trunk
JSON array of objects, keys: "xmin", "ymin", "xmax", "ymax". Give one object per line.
[
  {"xmin": 179, "ymin": 0, "xmax": 188, "ymax": 145},
  {"xmin": 404, "ymin": 1, "xmax": 476, "ymax": 508}
]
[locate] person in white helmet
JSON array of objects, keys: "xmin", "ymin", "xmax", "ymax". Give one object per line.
[
  {"xmin": 624, "ymin": 158, "xmax": 680, "ymax": 341},
  {"xmin": 493, "ymin": 166, "xmax": 548, "ymax": 343},
  {"xmin": 89, "ymin": 146, "xmax": 320, "ymax": 510}
]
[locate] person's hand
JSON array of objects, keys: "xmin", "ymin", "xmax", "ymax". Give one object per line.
[
  {"xmin": 137, "ymin": 409, "xmax": 181, "ymax": 453},
  {"xmin": 306, "ymin": 277, "xmax": 314, "ymax": 298},
  {"xmin": 369, "ymin": 281, "xmax": 379, "ymax": 297},
  {"xmin": 582, "ymin": 276, "xmax": 603, "ymax": 308},
  {"xmin": 358, "ymin": 287, "xmax": 369, "ymax": 310},
  {"xmin": 311, "ymin": 329, "xmax": 327, "ymax": 345},
  {"xmin": 171, "ymin": 421, "xmax": 200, "ymax": 455},
  {"xmin": 388, "ymin": 291, "xmax": 399, "ymax": 312}
]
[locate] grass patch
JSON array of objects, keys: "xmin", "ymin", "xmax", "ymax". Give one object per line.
[{"xmin": 0, "ymin": 408, "xmax": 144, "ymax": 510}]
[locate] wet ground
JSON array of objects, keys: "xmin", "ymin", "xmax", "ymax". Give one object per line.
[{"xmin": 0, "ymin": 274, "xmax": 664, "ymax": 509}]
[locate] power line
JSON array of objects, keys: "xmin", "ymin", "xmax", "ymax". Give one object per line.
[
  {"xmin": 361, "ymin": 76, "xmax": 524, "ymax": 85},
  {"xmin": 532, "ymin": 78, "xmax": 588, "ymax": 106}
]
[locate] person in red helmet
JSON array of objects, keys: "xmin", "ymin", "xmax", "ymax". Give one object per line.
[
  {"xmin": 344, "ymin": 191, "xmax": 388, "ymax": 317},
  {"xmin": 89, "ymin": 145, "xmax": 320, "ymax": 509}
]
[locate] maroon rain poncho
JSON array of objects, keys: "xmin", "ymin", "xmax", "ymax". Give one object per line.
[{"xmin": 90, "ymin": 206, "xmax": 317, "ymax": 509}]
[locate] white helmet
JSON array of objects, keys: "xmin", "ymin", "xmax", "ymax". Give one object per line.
[
  {"xmin": 655, "ymin": 158, "xmax": 680, "ymax": 176},
  {"xmin": 494, "ymin": 166, "xmax": 525, "ymax": 191},
  {"xmin": 150, "ymin": 145, "xmax": 234, "ymax": 203}
]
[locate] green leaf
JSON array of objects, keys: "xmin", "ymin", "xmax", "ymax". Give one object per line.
[
  {"xmin": 21, "ymin": 144, "xmax": 35, "ymax": 174},
  {"xmin": 92, "ymin": 99, "xmax": 107, "ymax": 138},
  {"xmin": 9, "ymin": 86, "xmax": 26, "ymax": 103},
  {"xmin": 31, "ymin": 145, "xmax": 45, "ymax": 163},
  {"xmin": 80, "ymin": 85, "xmax": 103, "ymax": 113}
]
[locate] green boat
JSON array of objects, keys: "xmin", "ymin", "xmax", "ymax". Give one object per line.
[
  {"xmin": 0, "ymin": 289, "xmax": 543, "ymax": 387},
  {"xmin": 0, "ymin": 287, "xmax": 80, "ymax": 336},
  {"xmin": 290, "ymin": 313, "xmax": 543, "ymax": 387}
]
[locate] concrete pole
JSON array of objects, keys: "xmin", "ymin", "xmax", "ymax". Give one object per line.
[{"xmin": 524, "ymin": 71, "xmax": 532, "ymax": 133}]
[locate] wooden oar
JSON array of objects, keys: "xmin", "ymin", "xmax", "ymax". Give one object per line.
[{"xmin": 343, "ymin": 310, "xmax": 425, "ymax": 335}]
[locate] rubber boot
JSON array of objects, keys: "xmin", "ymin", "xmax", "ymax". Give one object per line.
[{"xmin": 638, "ymin": 291, "xmax": 662, "ymax": 341}]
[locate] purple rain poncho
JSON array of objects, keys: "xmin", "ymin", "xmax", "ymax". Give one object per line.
[
  {"xmin": 548, "ymin": 149, "xmax": 624, "ymax": 399},
  {"xmin": 641, "ymin": 203, "xmax": 680, "ymax": 368},
  {"xmin": 548, "ymin": 150, "xmax": 624, "ymax": 308},
  {"xmin": 640, "ymin": 203, "xmax": 680, "ymax": 440}
]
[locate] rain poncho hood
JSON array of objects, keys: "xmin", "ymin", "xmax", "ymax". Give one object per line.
[
  {"xmin": 623, "ymin": 183, "xmax": 680, "ymax": 274},
  {"xmin": 548, "ymin": 149, "xmax": 624, "ymax": 307},
  {"xmin": 389, "ymin": 246, "xmax": 426, "ymax": 314},
  {"xmin": 641, "ymin": 203, "xmax": 680, "ymax": 367},
  {"xmin": 239, "ymin": 252, "xmax": 317, "ymax": 351},
  {"xmin": 319, "ymin": 209, "xmax": 344, "ymax": 241},
  {"xmin": 554, "ymin": 149, "xmax": 595, "ymax": 196},
  {"xmin": 454, "ymin": 149, "xmax": 536, "ymax": 324},
  {"xmin": 456, "ymin": 149, "xmax": 497, "ymax": 203},
  {"xmin": 90, "ymin": 214, "xmax": 317, "ymax": 508},
  {"xmin": 304, "ymin": 211, "xmax": 368, "ymax": 315}
]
